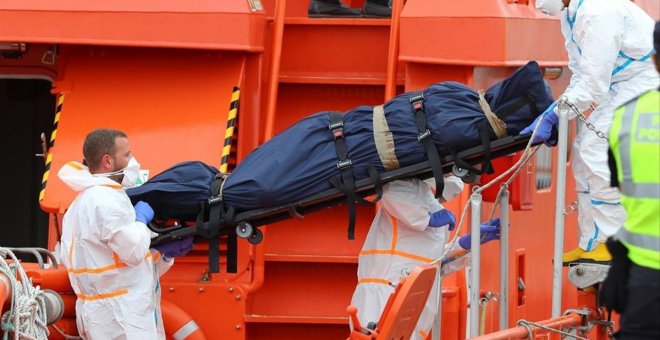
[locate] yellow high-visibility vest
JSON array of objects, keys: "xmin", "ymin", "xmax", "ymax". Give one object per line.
[{"xmin": 609, "ymin": 89, "xmax": 660, "ymax": 270}]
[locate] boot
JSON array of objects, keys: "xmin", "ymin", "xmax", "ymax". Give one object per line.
[
  {"xmin": 579, "ymin": 243, "xmax": 612, "ymax": 263},
  {"xmin": 308, "ymin": 0, "xmax": 361, "ymax": 18},
  {"xmin": 562, "ymin": 247, "xmax": 586, "ymax": 265},
  {"xmin": 362, "ymin": 0, "xmax": 391, "ymax": 18}
]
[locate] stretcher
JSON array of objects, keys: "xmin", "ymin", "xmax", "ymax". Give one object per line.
[{"xmin": 149, "ymin": 134, "xmax": 534, "ymax": 272}]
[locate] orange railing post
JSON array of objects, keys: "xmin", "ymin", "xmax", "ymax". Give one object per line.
[
  {"xmin": 263, "ymin": 0, "xmax": 286, "ymax": 142},
  {"xmin": 384, "ymin": 0, "xmax": 404, "ymax": 101}
]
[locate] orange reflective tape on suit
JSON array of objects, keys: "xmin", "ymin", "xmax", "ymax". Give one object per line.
[
  {"xmin": 77, "ymin": 289, "xmax": 128, "ymax": 301},
  {"xmin": 359, "ymin": 249, "xmax": 434, "ymax": 263},
  {"xmin": 358, "ymin": 278, "xmax": 391, "ymax": 286}
]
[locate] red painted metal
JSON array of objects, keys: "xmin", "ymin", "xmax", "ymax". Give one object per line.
[
  {"xmin": 472, "ymin": 313, "xmax": 583, "ymax": 340},
  {"xmin": 0, "ymin": 1, "xmax": 266, "ymax": 51}
]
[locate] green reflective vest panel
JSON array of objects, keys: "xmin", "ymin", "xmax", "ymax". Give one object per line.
[{"xmin": 609, "ymin": 89, "xmax": 660, "ymax": 270}]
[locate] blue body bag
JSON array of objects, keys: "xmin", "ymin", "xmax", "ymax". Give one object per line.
[{"xmin": 221, "ymin": 61, "xmax": 553, "ymax": 209}]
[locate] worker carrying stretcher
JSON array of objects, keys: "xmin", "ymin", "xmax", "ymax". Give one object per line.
[{"xmin": 350, "ymin": 177, "xmax": 501, "ymax": 340}]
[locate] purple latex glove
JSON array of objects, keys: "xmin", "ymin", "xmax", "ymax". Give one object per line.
[
  {"xmin": 519, "ymin": 102, "xmax": 559, "ymax": 147},
  {"xmin": 134, "ymin": 201, "xmax": 154, "ymax": 225},
  {"xmin": 428, "ymin": 209, "xmax": 456, "ymax": 231},
  {"xmin": 458, "ymin": 218, "xmax": 501, "ymax": 250},
  {"xmin": 153, "ymin": 237, "xmax": 194, "ymax": 258}
]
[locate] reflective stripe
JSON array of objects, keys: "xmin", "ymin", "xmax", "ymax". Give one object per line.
[
  {"xmin": 172, "ymin": 320, "xmax": 200, "ymax": 340},
  {"xmin": 67, "ymin": 251, "xmax": 152, "ymax": 275},
  {"xmin": 621, "ymin": 181, "xmax": 660, "ymax": 199},
  {"xmin": 617, "ymin": 228, "xmax": 660, "ymax": 252},
  {"xmin": 566, "ymin": 0, "xmax": 585, "ymax": 54},
  {"xmin": 358, "ymin": 278, "xmax": 392, "ymax": 286},
  {"xmin": 618, "ymin": 100, "xmax": 636, "ymax": 183},
  {"xmin": 612, "ymin": 50, "xmax": 655, "ymax": 76},
  {"xmin": 586, "ymin": 225, "xmax": 599, "ymax": 252},
  {"xmin": 68, "ymin": 262, "xmax": 127, "ymax": 275},
  {"xmin": 419, "ymin": 330, "xmax": 429, "ymax": 339},
  {"xmin": 390, "ymin": 219, "xmax": 398, "ymax": 250},
  {"xmin": 590, "ymin": 199, "xmax": 620, "ymax": 206},
  {"xmin": 77, "ymin": 289, "xmax": 128, "ymax": 301},
  {"xmin": 359, "ymin": 249, "xmax": 434, "ymax": 263},
  {"xmin": 66, "ymin": 161, "xmax": 84, "ymax": 170}
]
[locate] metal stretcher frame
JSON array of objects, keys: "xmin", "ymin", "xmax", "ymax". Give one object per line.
[{"xmin": 150, "ymin": 134, "xmax": 532, "ymax": 245}]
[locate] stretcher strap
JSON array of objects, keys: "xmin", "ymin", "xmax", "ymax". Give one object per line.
[
  {"xmin": 373, "ymin": 104, "xmax": 400, "ymax": 170},
  {"xmin": 409, "ymin": 92, "xmax": 444, "ymax": 199},
  {"xmin": 478, "ymin": 90, "xmax": 507, "ymax": 138},
  {"xmin": 449, "ymin": 122, "xmax": 494, "ymax": 176},
  {"xmin": 226, "ymin": 231, "xmax": 237, "ymax": 273},
  {"xmin": 200, "ymin": 176, "xmax": 237, "ymax": 273},
  {"xmin": 327, "ymin": 111, "xmax": 383, "ymax": 240}
]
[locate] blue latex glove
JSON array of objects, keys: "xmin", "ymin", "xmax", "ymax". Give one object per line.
[
  {"xmin": 153, "ymin": 237, "xmax": 194, "ymax": 258},
  {"xmin": 428, "ymin": 209, "xmax": 456, "ymax": 231},
  {"xmin": 519, "ymin": 102, "xmax": 559, "ymax": 146},
  {"xmin": 458, "ymin": 217, "xmax": 501, "ymax": 250},
  {"xmin": 134, "ymin": 201, "xmax": 155, "ymax": 225}
]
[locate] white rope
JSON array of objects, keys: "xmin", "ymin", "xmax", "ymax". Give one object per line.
[
  {"xmin": 0, "ymin": 248, "xmax": 49, "ymax": 340},
  {"xmin": 434, "ymin": 100, "xmax": 550, "ymax": 266}
]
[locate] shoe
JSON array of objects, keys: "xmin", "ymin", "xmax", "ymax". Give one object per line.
[
  {"xmin": 562, "ymin": 247, "xmax": 586, "ymax": 265},
  {"xmin": 308, "ymin": 0, "xmax": 361, "ymax": 18},
  {"xmin": 578, "ymin": 243, "xmax": 612, "ymax": 263},
  {"xmin": 362, "ymin": 0, "xmax": 391, "ymax": 17}
]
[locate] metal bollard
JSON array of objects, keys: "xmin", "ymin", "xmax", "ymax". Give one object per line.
[
  {"xmin": 551, "ymin": 107, "xmax": 570, "ymax": 317},
  {"xmin": 499, "ymin": 189, "xmax": 510, "ymax": 330},
  {"xmin": 469, "ymin": 193, "xmax": 482, "ymax": 337}
]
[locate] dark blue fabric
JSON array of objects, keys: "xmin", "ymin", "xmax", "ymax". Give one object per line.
[
  {"xmin": 127, "ymin": 161, "xmax": 219, "ymax": 219},
  {"xmin": 222, "ymin": 61, "xmax": 552, "ymax": 209}
]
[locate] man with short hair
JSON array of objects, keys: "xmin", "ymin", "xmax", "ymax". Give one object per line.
[{"xmin": 58, "ymin": 129, "xmax": 192, "ymax": 339}]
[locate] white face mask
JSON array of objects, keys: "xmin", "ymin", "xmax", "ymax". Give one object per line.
[
  {"xmin": 536, "ymin": 0, "xmax": 565, "ymax": 16},
  {"xmin": 93, "ymin": 157, "xmax": 141, "ymax": 187}
]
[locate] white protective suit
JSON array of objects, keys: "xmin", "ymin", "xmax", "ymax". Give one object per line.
[
  {"xmin": 57, "ymin": 161, "xmax": 172, "ymax": 339},
  {"xmin": 559, "ymin": 0, "xmax": 659, "ymax": 250},
  {"xmin": 350, "ymin": 176, "xmax": 466, "ymax": 340}
]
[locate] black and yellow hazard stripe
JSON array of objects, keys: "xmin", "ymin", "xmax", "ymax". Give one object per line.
[
  {"xmin": 220, "ymin": 87, "xmax": 240, "ymax": 173},
  {"xmin": 40, "ymin": 94, "xmax": 65, "ymax": 201}
]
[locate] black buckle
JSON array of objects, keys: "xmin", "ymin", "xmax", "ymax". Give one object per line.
[
  {"xmin": 409, "ymin": 93, "xmax": 424, "ymax": 111},
  {"xmin": 417, "ymin": 129, "xmax": 431, "ymax": 142},
  {"xmin": 329, "ymin": 121, "xmax": 344, "ymax": 139},
  {"xmin": 337, "ymin": 159, "xmax": 352, "ymax": 170},
  {"xmin": 208, "ymin": 196, "xmax": 222, "ymax": 205}
]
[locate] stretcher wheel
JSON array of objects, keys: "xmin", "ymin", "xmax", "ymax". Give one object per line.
[
  {"xmin": 236, "ymin": 222, "xmax": 253, "ymax": 239},
  {"xmin": 460, "ymin": 172, "xmax": 476, "ymax": 183},
  {"xmin": 452, "ymin": 165, "xmax": 476, "ymax": 183},
  {"xmin": 247, "ymin": 229, "xmax": 263, "ymax": 245}
]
